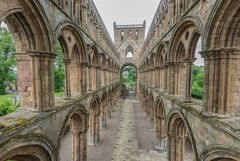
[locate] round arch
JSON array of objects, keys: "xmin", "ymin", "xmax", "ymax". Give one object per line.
[
  {"xmin": 120, "ymin": 63, "xmax": 138, "ymax": 96},
  {"xmin": 0, "ymin": 135, "xmax": 57, "ymax": 161},
  {"xmin": 199, "ymin": 146, "xmax": 240, "ymax": 161}
]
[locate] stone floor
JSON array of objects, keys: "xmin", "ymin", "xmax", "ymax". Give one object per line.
[{"xmin": 111, "ymin": 97, "xmax": 167, "ymax": 161}]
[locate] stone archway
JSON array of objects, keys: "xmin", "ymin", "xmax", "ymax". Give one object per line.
[{"xmin": 120, "ymin": 63, "xmax": 138, "ymax": 96}]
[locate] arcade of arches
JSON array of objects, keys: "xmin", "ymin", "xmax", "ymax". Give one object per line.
[{"xmin": 0, "ymin": 0, "xmax": 240, "ymax": 161}]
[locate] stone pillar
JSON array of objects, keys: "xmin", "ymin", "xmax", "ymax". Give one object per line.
[
  {"xmin": 81, "ymin": 62, "xmax": 88, "ymax": 94},
  {"xmin": 164, "ymin": 65, "xmax": 168, "ymax": 92},
  {"xmin": 185, "ymin": 58, "xmax": 196, "ymax": 102},
  {"xmin": 96, "ymin": 66, "xmax": 101, "ymax": 89},
  {"xmin": 202, "ymin": 48, "xmax": 240, "ymax": 116},
  {"xmin": 63, "ymin": 58, "xmax": 71, "ymax": 99},
  {"xmin": 149, "ymin": 103, "xmax": 154, "ymax": 131},
  {"xmin": 88, "ymin": 65, "xmax": 92, "ymax": 91},
  {"xmin": 16, "ymin": 52, "xmax": 55, "ymax": 111},
  {"xmin": 101, "ymin": 69, "xmax": 105, "ymax": 87},
  {"xmin": 71, "ymin": 130, "xmax": 87, "ymax": 161}
]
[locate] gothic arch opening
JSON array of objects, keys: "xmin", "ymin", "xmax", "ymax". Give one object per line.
[
  {"xmin": 89, "ymin": 46, "xmax": 100, "ymax": 91},
  {"xmin": 121, "ymin": 64, "xmax": 137, "ymax": 96},
  {"xmin": 59, "ymin": 108, "xmax": 87, "ymax": 161},
  {"xmin": 88, "ymin": 97, "xmax": 101, "ymax": 145},
  {"xmin": 168, "ymin": 112, "xmax": 196, "ymax": 161},
  {"xmin": 155, "ymin": 44, "xmax": 167, "ymax": 91},
  {"xmin": 125, "ymin": 45, "xmax": 134, "ymax": 58},
  {"xmin": 56, "ymin": 25, "xmax": 86, "ymax": 99},
  {"xmin": 169, "ymin": 20, "xmax": 203, "ymax": 102}
]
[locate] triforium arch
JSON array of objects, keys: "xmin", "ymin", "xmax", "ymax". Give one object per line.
[
  {"xmin": 154, "ymin": 97, "xmax": 167, "ymax": 149},
  {"xmin": 0, "ymin": 0, "xmax": 54, "ymax": 111},
  {"xmin": 58, "ymin": 104, "xmax": 88, "ymax": 161},
  {"xmin": 100, "ymin": 91, "xmax": 108, "ymax": 129},
  {"xmin": 168, "ymin": 17, "xmax": 203, "ymax": 101},
  {"xmin": 88, "ymin": 95, "xmax": 101, "ymax": 145},
  {"xmin": 56, "ymin": 21, "xmax": 87, "ymax": 98},
  {"xmin": 155, "ymin": 43, "xmax": 168, "ymax": 91},
  {"xmin": 0, "ymin": 136, "xmax": 57, "ymax": 161},
  {"xmin": 88, "ymin": 44, "xmax": 101, "ymax": 90},
  {"xmin": 199, "ymin": 146, "xmax": 240, "ymax": 161},
  {"xmin": 148, "ymin": 93, "xmax": 155, "ymax": 131},
  {"xmin": 203, "ymin": 0, "xmax": 240, "ymax": 116},
  {"xmin": 167, "ymin": 109, "xmax": 198, "ymax": 161}
]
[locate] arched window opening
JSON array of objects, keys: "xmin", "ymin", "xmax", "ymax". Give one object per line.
[
  {"xmin": 135, "ymin": 30, "xmax": 138, "ymax": 39},
  {"xmin": 126, "ymin": 51, "xmax": 133, "ymax": 58},
  {"xmin": 121, "ymin": 31, "xmax": 124, "ymax": 41}
]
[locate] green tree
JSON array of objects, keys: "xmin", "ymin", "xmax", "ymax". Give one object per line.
[
  {"xmin": 192, "ymin": 65, "xmax": 204, "ymax": 99},
  {"xmin": 0, "ymin": 26, "xmax": 16, "ymax": 94},
  {"xmin": 54, "ymin": 41, "xmax": 65, "ymax": 92},
  {"xmin": 122, "ymin": 66, "xmax": 136, "ymax": 89}
]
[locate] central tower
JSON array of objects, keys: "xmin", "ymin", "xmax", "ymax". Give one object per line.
[
  {"xmin": 114, "ymin": 21, "xmax": 146, "ymax": 96},
  {"xmin": 113, "ymin": 21, "xmax": 146, "ymax": 64}
]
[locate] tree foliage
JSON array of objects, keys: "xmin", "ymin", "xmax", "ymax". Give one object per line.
[
  {"xmin": 192, "ymin": 65, "xmax": 204, "ymax": 99},
  {"xmin": 122, "ymin": 66, "xmax": 136, "ymax": 89},
  {"xmin": 54, "ymin": 41, "xmax": 65, "ymax": 92},
  {"xmin": 0, "ymin": 26, "xmax": 16, "ymax": 94}
]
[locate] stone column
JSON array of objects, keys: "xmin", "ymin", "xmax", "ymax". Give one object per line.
[
  {"xmin": 184, "ymin": 58, "xmax": 196, "ymax": 102},
  {"xmin": 101, "ymin": 68, "xmax": 105, "ymax": 87},
  {"xmin": 81, "ymin": 62, "xmax": 88, "ymax": 94},
  {"xmin": 71, "ymin": 130, "xmax": 87, "ymax": 161},
  {"xmin": 16, "ymin": 52, "xmax": 55, "ymax": 111},
  {"xmin": 149, "ymin": 102, "xmax": 154, "ymax": 131},
  {"xmin": 202, "ymin": 48, "xmax": 240, "ymax": 116},
  {"xmin": 96, "ymin": 66, "xmax": 101, "ymax": 89},
  {"xmin": 88, "ymin": 65, "xmax": 93, "ymax": 91},
  {"xmin": 164, "ymin": 65, "xmax": 168, "ymax": 92},
  {"xmin": 63, "ymin": 58, "xmax": 71, "ymax": 99}
]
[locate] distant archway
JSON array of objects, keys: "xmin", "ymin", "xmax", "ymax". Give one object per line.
[{"xmin": 120, "ymin": 63, "xmax": 137, "ymax": 96}]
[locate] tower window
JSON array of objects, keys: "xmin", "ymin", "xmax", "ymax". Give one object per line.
[
  {"xmin": 121, "ymin": 31, "xmax": 124, "ymax": 41},
  {"xmin": 126, "ymin": 51, "xmax": 133, "ymax": 58}
]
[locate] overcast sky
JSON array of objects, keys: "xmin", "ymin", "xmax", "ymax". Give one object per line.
[{"xmin": 94, "ymin": 0, "xmax": 160, "ymax": 40}]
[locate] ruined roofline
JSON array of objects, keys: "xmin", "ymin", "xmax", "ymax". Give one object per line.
[
  {"xmin": 116, "ymin": 24, "xmax": 144, "ymax": 29},
  {"xmin": 114, "ymin": 21, "xmax": 146, "ymax": 29}
]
